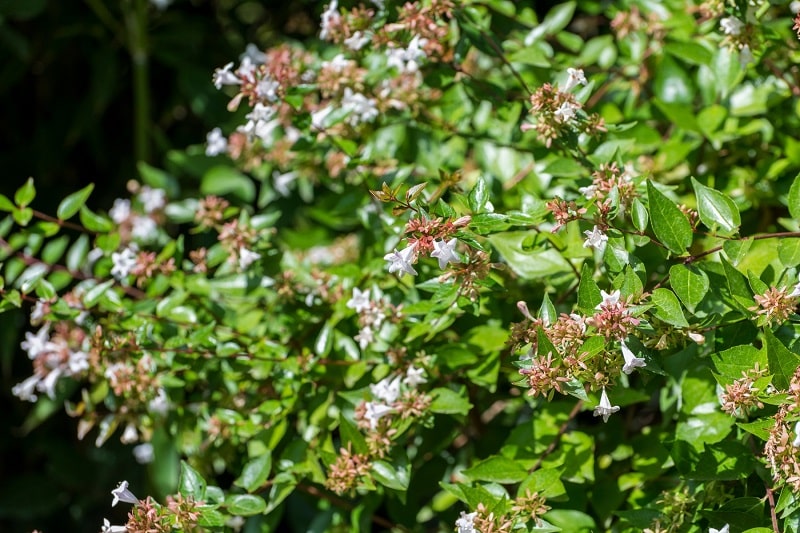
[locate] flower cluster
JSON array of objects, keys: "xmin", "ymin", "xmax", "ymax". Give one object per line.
[
  {"xmin": 718, "ymin": 364, "xmax": 767, "ymax": 417},
  {"xmin": 521, "ymin": 68, "xmax": 606, "ymax": 147},
  {"xmin": 100, "ymin": 481, "xmax": 202, "ymax": 533}
]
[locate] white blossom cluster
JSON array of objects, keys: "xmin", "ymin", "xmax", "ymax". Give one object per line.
[{"xmin": 364, "ymin": 367, "xmax": 427, "ymax": 429}]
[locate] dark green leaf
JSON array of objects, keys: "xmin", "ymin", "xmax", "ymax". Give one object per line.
[
  {"xmin": 789, "ymin": 172, "xmax": 800, "ymax": 220},
  {"xmin": 765, "ymin": 328, "xmax": 800, "ymax": 390},
  {"xmin": 372, "ymin": 460, "xmax": 410, "ymax": 491},
  {"xmin": 429, "ymin": 387, "xmax": 472, "ymax": 415},
  {"xmin": 463, "ymin": 455, "xmax": 528, "ymax": 484},
  {"xmin": 691, "ymin": 177, "xmax": 740, "ymax": 236},
  {"xmin": 650, "ymin": 288, "xmax": 689, "ymax": 327},
  {"xmin": 669, "ymin": 264, "xmax": 709, "ymax": 312},
  {"xmin": 235, "ymin": 452, "xmax": 272, "ymax": 493},
  {"xmin": 179, "ymin": 461, "xmax": 207, "ymax": 500},
  {"xmin": 226, "ymin": 494, "xmax": 266, "ymax": 516},
  {"xmin": 57, "ymin": 184, "xmax": 94, "ymax": 220},
  {"xmin": 647, "ymin": 181, "xmax": 692, "ymax": 255}
]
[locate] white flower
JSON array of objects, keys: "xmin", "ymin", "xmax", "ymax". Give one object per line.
[
  {"xmin": 205, "ymin": 127, "xmax": 228, "ymax": 157},
  {"xmin": 386, "ymin": 34, "xmax": 428, "ymax": 73},
  {"xmin": 371, "ymin": 0, "xmax": 385, "ymax": 9},
  {"xmin": 323, "ymin": 54, "xmax": 351, "ymax": 72},
  {"xmin": 120, "ymin": 423, "xmax": 138, "ymax": 444},
  {"xmin": 111, "ymin": 480, "xmax": 139, "ymax": 507},
  {"xmin": 138, "ymin": 186, "xmax": 166, "ymax": 213},
  {"xmin": 455, "ymin": 511, "xmax": 478, "ymax": 533},
  {"xmin": 131, "ymin": 215, "xmax": 157, "ymax": 242},
  {"xmin": 241, "ymin": 43, "xmax": 267, "ymax": 64},
  {"xmin": 384, "ymin": 242, "xmax": 418, "ymax": 276},
  {"xmin": 371, "ymin": 375, "xmax": 402, "ymax": 403},
  {"xmin": 596, "ymin": 289, "xmax": 621, "ymax": 309},
  {"xmin": 38, "ymin": 367, "xmax": 62, "ymax": 399},
  {"xmin": 133, "ymin": 443, "xmax": 155, "ymax": 465},
  {"xmin": 621, "ymin": 340, "xmax": 646, "ymax": 375},
  {"xmin": 347, "ymin": 288, "xmax": 371, "ymax": 313},
  {"xmin": 341, "ymin": 88, "xmax": 379, "ymax": 126},
  {"xmin": 149, "ymin": 388, "xmax": 169, "ymax": 416},
  {"xmin": 256, "ymin": 76, "xmax": 280, "ymax": 102},
  {"xmin": 67, "ymin": 350, "xmax": 90, "ymax": 374},
  {"xmin": 109, "ymin": 198, "xmax": 131, "ymax": 224},
  {"xmin": 430, "ymin": 238, "xmax": 460, "ymax": 269},
  {"xmin": 554, "ymin": 101, "xmax": 579, "ymax": 123},
  {"xmin": 111, "ymin": 247, "xmax": 138, "ymax": 280},
  {"xmin": 562, "ymin": 67, "xmax": 587, "ymax": 92},
  {"xmin": 149, "ymin": 0, "xmax": 171, "ymax": 9},
  {"xmin": 21, "ymin": 326, "xmax": 52, "ymax": 359},
  {"xmin": 403, "ymin": 366, "xmax": 427, "ymax": 388},
  {"xmin": 354, "ymin": 326, "xmax": 374, "ymax": 349},
  {"xmin": 319, "ymin": 0, "xmax": 340, "ymax": 41},
  {"xmin": 790, "ymin": 274, "xmax": 800, "ymax": 299},
  {"xmin": 720, "ymin": 16, "xmax": 744, "ymax": 36},
  {"xmin": 593, "ymin": 387, "xmax": 620, "ymax": 423},
  {"xmin": 793, "ymin": 0, "xmax": 800, "ymax": 13},
  {"xmin": 238, "ymin": 247, "xmax": 261, "ymax": 270},
  {"xmin": 273, "ymin": 171, "xmax": 297, "ymax": 197},
  {"xmin": 364, "ymin": 401, "xmax": 395, "ymax": 429},
  {"xmin": 583, "ymin": 226, "xmax": 608, "ymax": 249},
  {"xmin": 709, "ymin": 525, "xmax": 730, "ymax": 533},
  {"xmin": 793, "ymin": 421, "xmax": 800, "ymax": 448},
  {"xmin": 213, "ymin": 62, "xmax": 241, "ymax": 89},
  {"xmin": 344, "ymin": 31, "xmax": 370, "ymax": 51},
  {"xmin": 311, "ymin": 106, "xmax": 334, "ymax": 130},
  {"xmin": 578, "ymin": 184, "xmax": 598, "ymax": 200},
  {"xmin": 12, "ymin": 374, "xmax": 40, "ymax": 402},
  {"xmin": 739, "ymin": 44, "xmax": 754, "ymax": 68},
  {"xmin": 101, "ymin": 518, "xmax": 129, "ymax": 533}
]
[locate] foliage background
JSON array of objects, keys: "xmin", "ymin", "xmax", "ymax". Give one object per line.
[{"xmin": 0, "ymin": 1, "xmax": 320, "ymax": 530}]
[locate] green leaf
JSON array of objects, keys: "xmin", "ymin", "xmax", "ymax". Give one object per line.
[
  {"xmin": 721, "ymin": 256, "xmax": 753, "ymax": 311},
  {"xmin": 235, "ymin": 452, "xmax": 272, "ymax": 493},
  {"xmin": 789, "ymin": 172, "xmax": 800, "ymax": 219},
  {"xmin": 747, "ymin": 270, "xmax": 769, "ymax": 295},
  {"xmin": 650, "ymin": 288, "xmax": 689, "ymax": 327},
  {"xmin": 539, "ymin": 293, "xmax": 557, "ymax": 326},
  {"xmin": 83, "ymin": 280, "xmax": 115, "ymax": 308},
  {"xmin": 179, "ymin": 461, "xmax": 207, "ymax": 500},
  {"xmin": 463, "ymin": 455, "xmax": 528, "ymax": 484},
  {"xmin": 646, "ymin": 181, "xmax": 692, "ymax": 255},
  {"xmin": 429, "ymin": 387, "xmax": 472, "ymax": 415},
  {"xmin": 541, "ymin": 1, "xmax": 576, "ymax": 34},
  {"xmin": 0, "ymin": 194, "xmax": 14, "ymax": 212},
  {"xmin": 226, "ymin": 494, "xmax": 266, "ymax": 516},
  {"xmin": 778, "ymin": 238, "xmax": 800, "ymax": 268},
  {"xmin": 519, "ymin": 468, "xmax": 567, "ymax": 499},
  {"xmin": 57, "ymin": 184, "xmax": 94, "ymax": 220},
  {"xmin": 691, "ymin": 177, "xmax": 740, "ymax": 236},
  {"xmin": 723, "ymin": 238, "xmax": 752, "ymax": 266},
  {"xmin": 202, "ymin": 166, "xmax": 256, "ymax": 202},
  {"xmin": 372, "ymin": 460, "xmax": 410, "ymax": 491},
  {"xmin": 338, "ymin": 414, "xmax": 368, "ymax": 455},
  {"xmin": 197, "ymin": 508, "xmax": 226, "ymax": 527},
  {"xmin": 577, "ymin": 263, "xmax": 601, "ymax": 313},
  {"xmin": 14, "ymin": 177, "xmax": 36, "ymax": 207},
  {"xmin": 488, "ymin": 232, "xmax": 573, "ymax": 280},
  {"xmin": 669, "ymin": 264, "xmax": 709, "ymax": 312},
  {"xmin": 468, "ymin": 176, "xmax": 488, "ymax": 212},
  {"xmin": 631, "ymin": 198, "xmax": 648, "ymax": 233},
  {"xmin": 79, "ymin": 206, "xmax": 114, "ymax": 233},
  {"xmin": 765, "ymin": 328, "xmax": 800, "ymax": 390}
]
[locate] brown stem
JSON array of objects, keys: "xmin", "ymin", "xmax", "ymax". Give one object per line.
[
  {"xmin": 765, "ymin": 483, "xmax": 780, "ymax": 533},
  {"xmin": 32, "ymin": 209, "xmax": 96, "ymax": 234},
  {"xmin": 685, "ymin": 232, "xmax": 800, "ymax": 264}
]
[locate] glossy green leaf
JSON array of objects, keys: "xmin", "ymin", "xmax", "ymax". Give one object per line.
[
  {"xmin": 429, "ymin": 387, "xmax": 472, "ymax": 415},
  {"xmin": 631, "ymin": 197, "xmax": 648, "ymax": 233},
  {"xmin": 691, "ymin": 177, "xmax": 740, "ymax": 236},
  {"xmin": 0, "ymin": 194, "xmax": 14, "ymax": 212},
  {"xmin": 778, "ymin": 238, "xmax": 800, "ymax": 267},
  {"xmin": 647, "ymin": 181, "xmax": 692, "ymax": 255},
  {"xmin": 789, "ymin": 172, "xmax": 800, "ymax": 219},
  {"xmin": 765, "ymin": 328, "xmax": 800, "ymax": 390},
  {"xmin": 179, "ymin": 461, "xmax": 207, "ymax": 500},
  {"xmin": 577, "ymin": 263, "xmax": 601, "ymax": 313},
  {"xmin": 57, "ymin": 183, "xmax": 94, "ymax": 220},
  {"xmin": 723, "ymin": 238, "xmax": 752, "ymax": 266},
  {"xmin": 14, "ymin": 177, "xmax": 35, "ymax": 207},
  {"xmin": 226, "ymin": 494, "xmax": 266, "ymax": 516},
  {"xmin": 669, "ymin": 264, "xmax": 709, "ymax": 312},
  {"xmin": 650, "ymin": 288, "xmax": 689, "ymax": 327},
  {"xmin": 79, "ymin": 206, "xmax": 113, "ymax": 233},
  {"xmin": 463, "ymin": 455, "xmax": 528, "ymax": 484},
  {"xmin": 197, "ymin": 508, "xmax": 226, "ymax": 527},
  {"xmin": 201, "ymin": 166, "xmax": 256, "ymax": 202},
  {"xmin": 488, "ymin": 232, "xmax": 573, "ymax": 279},
  {"xmin": 235, "ymin": 452, "xmax": 272, "ymax": 493},
  {"xmin": 372, "ymin": 460, "xmax": 410, "ymax": 491}
]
